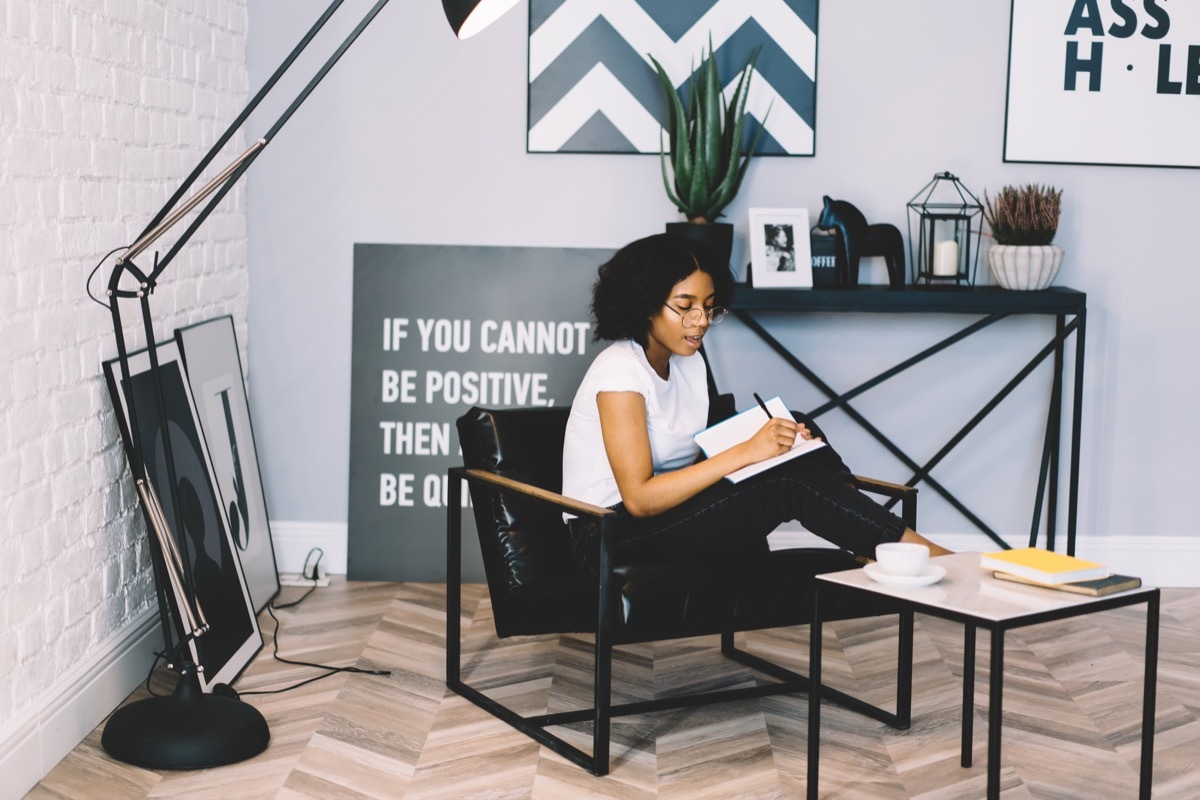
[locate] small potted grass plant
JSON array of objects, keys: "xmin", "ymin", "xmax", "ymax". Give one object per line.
[
  {"xmin": 983, "ymin": 184, "xmax": 1064, "ymax": 290},
  {"xmin": 650, "ymin": 37, "xmax": 768, "ymax": 271}
]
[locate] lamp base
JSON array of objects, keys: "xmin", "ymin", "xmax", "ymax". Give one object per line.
[{"xmin": 101, "ymin": 665, "xmax": 269, "ymax": 770}]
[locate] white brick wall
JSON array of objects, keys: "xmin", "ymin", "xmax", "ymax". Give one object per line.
[{"xmin": 0, "ymin": 0, "xmax": 250, "ymax": 733}]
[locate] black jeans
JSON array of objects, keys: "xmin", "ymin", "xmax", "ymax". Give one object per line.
[{"xmin": 567, "ymin": 414, "xmax": 909, "ymax": 574}]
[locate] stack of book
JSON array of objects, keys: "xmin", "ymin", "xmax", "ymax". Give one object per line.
[{"xmin": 979, "ymin": 547, "xmax": 1141, "ymax": 596}]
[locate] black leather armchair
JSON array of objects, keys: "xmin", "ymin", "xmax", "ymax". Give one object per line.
[{"xmin": 447, "ymin": 405, "xmax": 917, "ymax": 775}]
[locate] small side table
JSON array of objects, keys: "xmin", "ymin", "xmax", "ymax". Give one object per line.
[{"xmin": 806, "ymin": 552, "xmax": 1159, "ymax": 800}]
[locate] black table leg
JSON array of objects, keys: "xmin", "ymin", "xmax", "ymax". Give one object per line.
[
  {"xmin": 987, "ymin": 626, "xmax": 1005, "ymax": 800},
  {"xmin": 962, "ymin": 623, "xmax": 976, "ymax": 767},
  {"xmin": 1067, "ymin": 309, "xmax": 1086, "ymax": 556},
  {"xmin": 807, "ymin": 589, "xmax": 823, "ymax": 800},
  {"xmin": 897, "ymin": 610, "xmax": 914, "ymax": 728},
  {"xmin": 1140, "ymin": 590, "xmax": 1160, "ymax": 800}
]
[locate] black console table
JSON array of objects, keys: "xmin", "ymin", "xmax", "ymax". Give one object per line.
[{"xmin": 727, "ymin": 285, "xmax": 1087, "ymax": 554}]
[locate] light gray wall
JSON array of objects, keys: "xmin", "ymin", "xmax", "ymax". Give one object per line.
[{"xmin": 245, "ymin": 0, "xmax": 1199, "ymax": 548}]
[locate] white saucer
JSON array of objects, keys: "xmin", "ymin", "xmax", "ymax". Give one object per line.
[{"xmin": 864, "ymin": 562, "xmax": 947, "ymax": 587}]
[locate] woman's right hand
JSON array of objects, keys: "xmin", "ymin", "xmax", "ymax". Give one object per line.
[{"xmin": 741, "ymin": 416, "xmax": 800, "ymax": 464}]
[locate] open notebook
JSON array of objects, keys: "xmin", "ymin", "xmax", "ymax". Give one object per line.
[{"xmin": 694, "ymin": 396, "xmax": 826, "ymax": 483}]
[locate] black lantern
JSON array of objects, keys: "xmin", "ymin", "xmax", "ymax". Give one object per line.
[{"xmin": 907, "ymin": 172, "xmax": 983, "ymax": 286}]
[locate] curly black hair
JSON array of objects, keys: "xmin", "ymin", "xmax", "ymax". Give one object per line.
[{"xmin": 591, "ymin": 233, "xmax": 733, "ymax": 346}]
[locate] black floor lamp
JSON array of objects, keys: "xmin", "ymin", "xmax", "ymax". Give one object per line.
[{"xmin": 98, "ymin": 0, "xmax": 522, "ymax": 770}]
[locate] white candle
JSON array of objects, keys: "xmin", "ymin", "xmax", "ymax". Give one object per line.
[{"xmin": 933, "ymin": 240, "xmax": 959, "ymax": 277}]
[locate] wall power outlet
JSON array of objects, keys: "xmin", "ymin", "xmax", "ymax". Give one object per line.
[
  {"xmin": 278, "ymin": 572, "xmax": 331, "ymax": 588},
  {"xmin": 278, "ymin": 556, "xmax": 330, "ymax": 587}
]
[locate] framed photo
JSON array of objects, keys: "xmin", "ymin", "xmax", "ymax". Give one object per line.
[
  {"xmin": 176, "ymin": 316, "xmax": 280, "ymax": 613},
  {"xmin": 103, "ymin": 340, "xmax": 262, "ymax": 691},
  {"xmin": 1004, "ymin": 0, "xmax": 1200, "ymax": 168},
  {"xmin": 748, "ymin": 208, "xmax": 813, "ymax": 288}
]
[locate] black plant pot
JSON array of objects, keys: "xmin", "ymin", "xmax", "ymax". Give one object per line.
[{"xmin": 666, "ymin": 222, "xmax": 735, "ymax": 283}]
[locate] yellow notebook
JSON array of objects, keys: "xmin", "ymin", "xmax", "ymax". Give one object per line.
[{"xmin": 979, "ymin": 547, "xmax": 1109, "ymax": 585}]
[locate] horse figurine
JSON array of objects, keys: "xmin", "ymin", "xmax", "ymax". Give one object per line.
[{"xmin": 816, "ymin": 196, "xmax": 906, "ymax": 289}]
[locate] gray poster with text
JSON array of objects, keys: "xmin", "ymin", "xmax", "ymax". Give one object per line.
[{"xmin": 348, "ymin": 244, "xmax": 610, "ymax": 580}]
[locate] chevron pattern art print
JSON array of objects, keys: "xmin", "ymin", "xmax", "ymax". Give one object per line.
[{"xmin": 528, "ymin": 0, "xmax": 819, "ymax": 155}]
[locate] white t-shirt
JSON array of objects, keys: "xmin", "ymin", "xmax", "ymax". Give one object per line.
[{"xmin": 562, "ymin": 339, "xmax": 709, "ymax": 512}]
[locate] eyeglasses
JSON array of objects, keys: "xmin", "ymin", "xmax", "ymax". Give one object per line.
[{"xmin": 663, "ymin": 304, "xmax": 727, "ymax": 328}]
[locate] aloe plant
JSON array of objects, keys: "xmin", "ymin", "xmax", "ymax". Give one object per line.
[{"xmin": 650, "ymin": 39, "xmax": 768, "ymax": 223}]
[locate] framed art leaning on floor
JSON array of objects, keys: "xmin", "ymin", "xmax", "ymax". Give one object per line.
[
  {"xmin": 176, "ymin": 315, "xmax": 280, "ymax": 613},
  {"xmin": 103, "ymin": 340, "xmax": 262, "ymax": 691}
]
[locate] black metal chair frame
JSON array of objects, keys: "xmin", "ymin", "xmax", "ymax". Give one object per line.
[{"xmin": 446, "ymin": 465, "xmax": 919, "ymax": 776}]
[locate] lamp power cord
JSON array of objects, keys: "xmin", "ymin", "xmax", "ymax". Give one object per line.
[{"xmin": 141, "ymin": 548, "xmax": 390, "ymax": 699}]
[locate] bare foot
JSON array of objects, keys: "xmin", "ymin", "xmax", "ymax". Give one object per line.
[{"xmin": 900, "ymin": 529, "xmax": 954, "ymax": 557}]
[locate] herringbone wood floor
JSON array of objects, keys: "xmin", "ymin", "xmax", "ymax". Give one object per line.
[{"xmin": 28, "ymin": 579, "xmax": 1200, "ymax": 799}]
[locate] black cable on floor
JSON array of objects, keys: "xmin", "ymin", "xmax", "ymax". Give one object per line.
[
  {"xmin": 236, "ymin": 549, "xmax": 392, "ymax": 696},
  {"xmin": 142, "ymin": 548, "xmax": 391, "ymax": 699}
]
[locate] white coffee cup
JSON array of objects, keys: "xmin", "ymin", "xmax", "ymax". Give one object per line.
[{"xmin": 874, "ymin": 542, "xmax": 929, "ymax": 576}]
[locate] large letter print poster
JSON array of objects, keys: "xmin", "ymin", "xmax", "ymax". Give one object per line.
[
  {"xmin": 1004, "ymin": 0, "xmax": 1200, "ymax": 168},
  {"xmin": 348, "ymin": 245, "xmax": 608, "ymax": 581}
]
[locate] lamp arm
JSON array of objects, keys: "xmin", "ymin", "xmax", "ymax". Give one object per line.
[
  {"xmin": 134, "ymin": 0, "xmax": 353, "ymax": 245},
  {"xmin": 139, "ymin": 0, "xmax": 396, "ymax": 286},
  {"xmin": 126, "ymin": 1, "xmax": 519, "ymax": 259},
  {"xmin": 137, "ymin": 479, "xmax": 210, "ymax": 637},
  {"xmin": 263, "ymin": 0, "xmax": 395, "ymax": 144},
  {"xmin": 105, "ymin": 262, "xmax": 208, "ymax": 660},
  {"xmin": 118, "ymin": 140, "xmax": 266, "ymax": 268},
  {"xmin": 106, "ymin": 258, "xmax": 152, "ymax": 476},
  {"xmin": 106, "ymin": 269, "xmax": 183, "ymax": 658}
]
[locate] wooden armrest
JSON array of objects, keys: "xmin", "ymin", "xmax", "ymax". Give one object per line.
[
  {"xmin": 462, "ymin": 468, "xmax": 614, "ymax": 519},
  {"xmin": 853, "ymin": 475, "xmax": 918, "ymax": 528},
  {"xmin": 852, "ymin": 475, "xmax": 917, "ymax": 498}
]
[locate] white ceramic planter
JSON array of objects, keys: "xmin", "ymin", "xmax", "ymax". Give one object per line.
[{"xmin": 988, "ymin": 244, "xmax": 1063, "ymax": 290}]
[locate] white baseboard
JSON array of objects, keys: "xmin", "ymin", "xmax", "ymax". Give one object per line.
[
  {"xmin": 1074, "ymin": 535, "xmax": 1200, "ymax": 588},
  {"xmin": 271, "ymin": 520, "xmax": 348, "ymax": 575},
  {"xmin": 0, "ymin": 607, "xmax": 162, "ymax": 800},
  {"xmin": 767, "ymin": 528, "xmax": 1200, "ymax": 587}
]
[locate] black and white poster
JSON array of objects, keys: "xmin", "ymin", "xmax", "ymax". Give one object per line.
[
  {"xmin": 103, "ymin": 341, "xmax": 262, "ymax": 690},
  {"xmin": 348, "ymin": 244, "xmax": 609, "ymax": 581},
  {"xmin": 1004, "ymin": 0, "xmax": 1200, "ymax": 168},
  {"xmin": 527, "ymin": 0, "xmax": 819, "ymax": 155},
  {"xmin": 176, "ymin": 316, "xmax": 280, "ymax": 613}
]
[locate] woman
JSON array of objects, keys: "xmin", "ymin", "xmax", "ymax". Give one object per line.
[{"xmin": 562, "ymin": 233, "xmax": 949, "ymax": 573}]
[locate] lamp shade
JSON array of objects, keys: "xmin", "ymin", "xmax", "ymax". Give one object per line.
[{"xmin": 443, "ymin": 0, "xmax": 521, "ymax": 39}]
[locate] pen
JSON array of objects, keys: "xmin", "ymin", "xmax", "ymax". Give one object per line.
[{"xmin": 753, "ymin": 392, "xmax": 772, "ymax": 420}]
